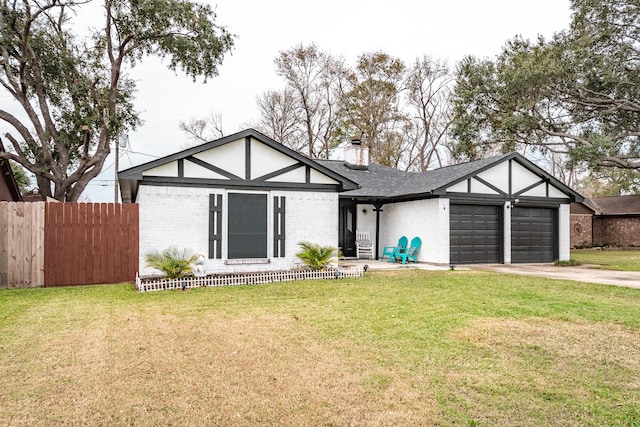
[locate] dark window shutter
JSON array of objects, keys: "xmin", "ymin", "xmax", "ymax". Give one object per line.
[
  {"xmin": 273, "ymin": 196, "xmax": 286, "ymax": 257},
  {"xmin": 209, "ymin": 194, "xmax": 222, "ymax": 259}
]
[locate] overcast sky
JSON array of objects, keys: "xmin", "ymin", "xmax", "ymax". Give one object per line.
[{"xmin": 1, "ymin": 0, "xmax": 574, "ymax": 201}]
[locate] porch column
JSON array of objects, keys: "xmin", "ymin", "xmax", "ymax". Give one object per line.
[
  {"xmin": 503, "ymin": 201, "xmax": 512, "ymax": 264},
  {"xmin": 373, "ymin": 202, "xmax": 384, "ymax": 260}
]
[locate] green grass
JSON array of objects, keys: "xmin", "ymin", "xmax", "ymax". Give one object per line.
[
  {"xmin": 571, "ymin": 249, "xmax": 640, "ymax": 271},
  {"xmin": 1, "ymin": 271, "xmax": 639, "ymax": 426}
]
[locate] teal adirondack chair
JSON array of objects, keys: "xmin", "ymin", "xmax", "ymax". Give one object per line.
[
  {"xmin": 382, "ymin": 236, "xmax": 408, "ymax": 262},
  {"xmin": 393, "ymin": 237, "xmax": 422, "ymax": 264}
]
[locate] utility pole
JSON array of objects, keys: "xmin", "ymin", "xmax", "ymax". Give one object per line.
[
  {"xmin": 114, "ymin": 133, "xmax": 128, "ymax": 203},
  {"xmin": 114, "ymin": 137, "xmax": 119, "ymax": 203}
]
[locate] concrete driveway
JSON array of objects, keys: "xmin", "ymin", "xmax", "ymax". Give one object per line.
[
  {"xmin": 464, "ymin": 264, "xmax": 640, "ymax": 289},
  {"xmin": 342, "ymin": 259, "xmax": 640, "ymax": 289}
]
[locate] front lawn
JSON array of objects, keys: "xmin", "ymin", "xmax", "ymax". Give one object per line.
[
  {"xmin": 572, "ymin": 249, "xmax": 640, "ymax": 271},
  {"xmin": 1, "ymin": 271, "xmax": 639, "ymax": 426}
]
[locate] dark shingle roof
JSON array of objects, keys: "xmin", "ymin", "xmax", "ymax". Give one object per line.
[
  {"xmin": 589, "ymin": 195, "xmax": 640, "ymax": 215},
  {"xmin": 316, "ymin": 161, "xmax": 412, "ymax": 198},
  {"xmin": 317, "ymin": 153, "xmax": 513, "ymax": 199}
]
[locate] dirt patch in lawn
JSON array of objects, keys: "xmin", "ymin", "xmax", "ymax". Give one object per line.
[
  {"xmin": 446, "ymin": 317, "xmax": 640, "ymax": 425},
  {"xmin": 1, "ymin": 311, "xmax": 438, "ymax": 426}
]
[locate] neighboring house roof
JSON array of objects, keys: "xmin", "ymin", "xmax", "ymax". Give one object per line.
[
  {"xmin": 319, "ymin": 152, "xmax": 583, "ymax": 203},
  {"xmin": 588, "ymin": 194, "xmax": 640, "ymax": 215},
  {"xmin": 21, "ymin": 189, "xmax": 44, "ymax": 202},
  {"xmin": 570, "ymin": 200, "xmax": 596, "ymax": 215},
  {"xmin": 0, "ymin": 140, "xmax": 22, "ymax": 202},
  {"xmin": 118, "ymin": 128, "xmax": 359, "ymax": 202}
]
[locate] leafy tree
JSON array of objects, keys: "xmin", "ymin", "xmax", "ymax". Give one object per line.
[
  {"xmin": 334, "ymin": 51, "xmax": 408, "ymax": 167},
  {"xmin": 9, "ymin": 161, "xmax": 30, "ymax": 194},
  {"xmin": 0, "ymin": 0, "xmax": 234, "ymax": 201},
  {"xmin": 451, "ymin": 0, "xmax": 640, "ymax": 172},
  {"xmin": 574, "ymin": 169, "xmax": 640, "ymax": 197}
]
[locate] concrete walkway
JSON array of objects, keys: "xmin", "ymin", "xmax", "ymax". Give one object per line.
[{"xmin": 340, "ymin": 259, "xmax": 640, "ymax": 289}]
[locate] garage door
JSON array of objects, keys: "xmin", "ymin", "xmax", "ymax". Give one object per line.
[
  {"xmin": 511, "ymin": 207, "xmax": 556, "ymax": 263},
  {"xmin": 450, "ymin": 204, "xmax": 501, "ymax": 264}
]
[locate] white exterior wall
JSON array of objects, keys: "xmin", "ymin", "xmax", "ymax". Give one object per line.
[
  {"xmin": 377, "ymin": 198, "xmax": 450, "ymax": 264},
  {"xmin": 356, "ymin": 204, "xmax": 378, "ymax": 256},
  {"xmin": 558, "ymin": 203, "xmax": 571, "ymax": 261},
  {"xmin": 273, "ymin": 190, "xmax": 339, "ymax": 268},
  {"xmin": 137, "ymin": 185, "xmax": 338, "ymax": 275}
]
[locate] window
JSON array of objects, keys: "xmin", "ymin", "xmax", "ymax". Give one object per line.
[{"xmin": 227, "ymin": 193, "xmax": 267, "ymax": 258}]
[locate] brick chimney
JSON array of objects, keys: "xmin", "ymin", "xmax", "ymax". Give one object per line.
[{"xmin": 345, "ymin": 135, "xmax": 369, "ymax": 170}]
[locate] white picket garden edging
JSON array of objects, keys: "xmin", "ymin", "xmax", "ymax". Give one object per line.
[{"xmin": 136, "ymin": 267, "xmax": 365, "ymax": 292}]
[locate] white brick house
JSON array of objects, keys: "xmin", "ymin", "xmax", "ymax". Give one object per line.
[
  {"xmin": 119, "ymin": 129, "xmax": 582, "ymax": 275},
  {"xmin": 318, "ymin": 152, "xmax": 582, "ymax": 265},
  {"xmin": 119, "ymin": 129, "xmax": 357, "ymax": 275}
]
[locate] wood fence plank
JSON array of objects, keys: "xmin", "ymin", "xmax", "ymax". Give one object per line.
[
  {"xmin": 121, "ymin": 204, "xmax": 131, "ymax": 282},
  {"xmin": 77, "ymin": 203, "xmax": 88, "ymax": 285},
  {"xmin": 34, "ymin": 202, "xmax": 45, "ymax": 287},
  {"xmin": 45, "ymin": 202, "xmax": 60, "ymax": 286},
  {"xmin": 99, "ymin": 203, "xmax": 108, "ymax": 283},
  {"xmin": 49, "ymin": 203, "xmax": 58, "ymax": 286},
  {"xmin": 26, "ymin": 203, "xmax": 33, "ymax": 287},
  {"xmin": 119, "ymin": 204, "xmax": 127, "ymax": 281},
  {"xmin": 105, "ymin": 203, "xmax": 115, "ymax": 283},
  {"xmin": 128, "ymin": 204, "xmax": 140, "ymax": 281},
  {"xmin": 6, "ymin": 203, "xmax": 14, "ymax": 287},
  {"xmin": 22, "ymin": 202, "xmax": 32, "ymax": 286},
  {"xmin": 73, "ymin": 203, "xmax": 82, "ymax": 285},
  {"xmin": 44, "ymin": 203, "xmax": 51, "ymax": 286},
  {"xmin": 62, "ymin": 203, "xmax": 72, "ymax": 286},
  {"xmin": 6, "ymin": 203, "xmax": 13, "ymax": 286},
  {"xmin": 11, "ymin": 203, "xmax": 22, "ymax": 287},
  {"xmin": 93, "ymin": 204, "xmax": 104, "ymax": 283},
  {"xmin": 57, "ymin": 203, "xmax": 63, "ymax": 285},
  {"xmin": 0, "ymin": 203, "xmax": 9, "ymax": 288},
  {"xmin": 113, "ymin": 203, "xmax": 123, "ymax": 281},
  {"xmin": 84, "ymin": 203, "xmax": 94, "ymax": 284}
]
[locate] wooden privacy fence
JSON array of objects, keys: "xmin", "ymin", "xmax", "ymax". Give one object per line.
[
  {"xmin": 0, "ymin": 202, "xmax": 138, "ymax": 288},
  {"xmin": 44, "ymin": 202, "xmax": 139, "ymax": 287},
  {"xmin": 0, "ymin": 202, "xmax": 45, "ymax": 288}
]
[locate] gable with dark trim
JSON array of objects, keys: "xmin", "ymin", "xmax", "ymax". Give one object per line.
[{"xmin": 119, "ymin": 129, "xmax": 359, "ymax": 202}]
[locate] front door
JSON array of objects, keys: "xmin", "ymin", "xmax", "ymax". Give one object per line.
[{"xmin": 339, "ymin": 200, "xmax": 356, "ymax": 258}]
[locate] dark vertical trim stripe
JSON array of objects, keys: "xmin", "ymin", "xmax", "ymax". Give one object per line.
[
  {"xmin": 209, "ymin": 194, "xmax": 223, "ymax": 259},
  {"xmin": 305, "ymin": 166, "xmax": 311, "ymax": 184},
  {"xmin": 508, "ymin": 160, "xmax": 513, "ymax": 196},
  {"xmin": 245, "ymin": 136, "xmax": 251, "ymax": 180},
  {"xmin": 178, "ymin": 159, "xmax": 184, "ymax": 178},
  {"xmin": 273, "ymin": 196, "xmax": 286, "ymax": 257}
]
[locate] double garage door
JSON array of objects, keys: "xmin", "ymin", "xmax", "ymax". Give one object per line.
[{"xmin": 450, "ymin": 204, "xmax": 556, "ymax": 264}]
